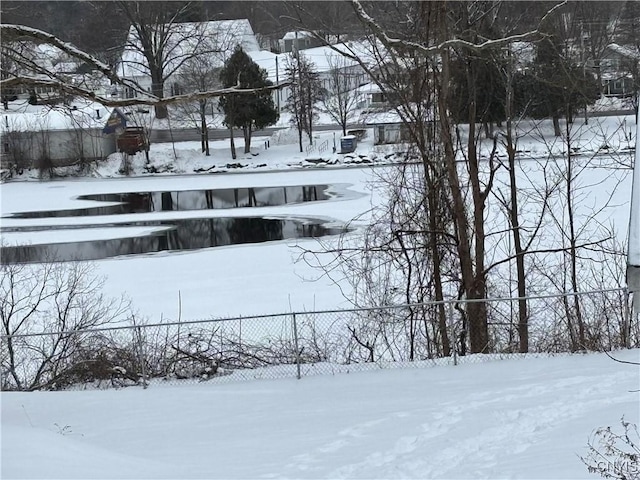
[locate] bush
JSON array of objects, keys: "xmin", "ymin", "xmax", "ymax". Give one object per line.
[
  {"xmin": 582, "ymin": 417, "xmax": 640, "ymax": 479},
  {"xmin": 0, "ymin": 260, "xmax": 133, "ymax": 390}
]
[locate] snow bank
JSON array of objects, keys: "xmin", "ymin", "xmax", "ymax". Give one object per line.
[{"xmin": 2, "ymin": 349, "xmax": 638, "ymax": 479}]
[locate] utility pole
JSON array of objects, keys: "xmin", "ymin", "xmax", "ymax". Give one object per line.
[{"xmin": 275, "ymin": 55, "xmax": 280, "ymax": 113}]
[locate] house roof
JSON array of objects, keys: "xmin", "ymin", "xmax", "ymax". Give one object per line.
[
  {"xmin": 294, "ymin": 43, "xmax": 363, "ymax": 72},
  {"xmin": 245, "ymin": 50, "xmax": 280, "ymax": 83},
  {"xmin": 364, "ymin": 105, "xmax": 434, "ymax": 125},
  {"xmin": 605, "ymin": 43, "xmax": 640, "ymax": 61},
  {"xmin": 119, "ymin": 19, "xmax": 260, "ymax": 78},
  {"xmin": 356, "ymin": 82, "xmax": 383, "ymax": 95},
  {"xmin": 305, "ymin": 40, "xmax": 386, "ymax": 71},
  {"xmin": 246, "ymin": 40, "xmax": 381, "ymax": 84},
  {"xmin": 2, "ymin": 41, "xmax": 73, "ymax": 76},
  {"xmin": 281, "ymin": 31, "xmax": 314, "ymax": 41},
  {"xmin": 52, "ymin": 61, "xmax": 79, "ymax": 74},
  {"xmin": 0, "ymin": 100, "xmax": 112, "ymax": 133}
]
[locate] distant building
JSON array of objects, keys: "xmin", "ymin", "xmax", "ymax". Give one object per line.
[
  {"xmin": 278, "ymin": 31, "xmax": 324, "ymax": 53},
  {"xmin": 1, "ymin": 101, "xmax": 116, "ymax": 170},
  {"xmin": 1, "ymin": 41, "xmax": 103, "ymax": 102},
  {"xmin": 118, "ymin": 19, "xmax": 261, "ymax": 99},
  {"xmin": 364, "ymin": 106, "xmax": 433, "ymax": 145},
  {"xmin": 247, "ymin": 41, "xmax": 374, "ymax": 113},
  {"xmin": 602, "ymin": 44, "xmax": 640, "ymax": 97},
  {"xmin": 355, "ymin": 82, "xmax": 387, "ymax": 110}
]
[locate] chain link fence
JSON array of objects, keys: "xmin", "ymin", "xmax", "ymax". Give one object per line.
[{"xmin": 1, "ymin": 288, "xmax": 637, "ymax": 391}]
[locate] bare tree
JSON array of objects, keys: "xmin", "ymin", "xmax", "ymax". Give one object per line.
[
  {"xmin": 284, "ymin": 52, "xmax": 323, "ymax": 152},
  {"xmin": 288, "ymin": 0, "xmax": 571, "ymax": 355},
  {"xmin": 116, "ymin": 1, "xmax": 206, "ymax": 119},
  {"xmin": 0, "ymin": 260, "xmax": 132, "ymax": 390},
  {"xmin": 321, "ymin": 53, "xmax": 362, "ymax": 136},
  {"xmin": 575, "ymin": 1, "xmax": 623, "ymax": 89},
  {"xmin": 173, "ymin": 43, "xmax": 223, "ymax": 156}
]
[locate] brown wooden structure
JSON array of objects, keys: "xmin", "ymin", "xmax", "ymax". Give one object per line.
[{"xmin": 117, "ymin": 127, "xmax": 149, "ymax": 155}]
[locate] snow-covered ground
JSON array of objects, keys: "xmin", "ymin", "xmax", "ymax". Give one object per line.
[{"xmin": 2, "ymin": 349, "xmax": 638, "ymax": 479}]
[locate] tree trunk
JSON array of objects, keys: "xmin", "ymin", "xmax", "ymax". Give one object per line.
[
  {"xmin": 484, "ymin": 122, "xmax": 492, "ymax": 138},
  {"xmin": 243, "ymin": 125, "xmax": 252, "ymax": 154},
  {"xmin": 437, "ymin": 47, "xmax": 486, "ymax": 354},
  {"xmin": 204, "ymin": 125, "xmax": 209, "ymax": 157},
  {"xmin": 298, "ymin": 127, "xmax": 303, "ymax": 153},
  {"xmin": 199, "ymin": 101, "xmax": 209, "ymax": 156},
  {"xmin": 426, "ymin": 176, "xmax": 450, "ymax": 357},
  {"xmin": 466, "ymin": 72, "xmax": 489, "ymax": 354},
  {"xmin": 565, "ymin": 120, "xmax": 585, "ymax": 350},
  {"xmin": 229, "ymin": 127, "xmax": 237, "ymax": 160},
  {"xmin": 584, "ymin": 105, "xmax": 589, "ymax": 125},
  {"xmin": 552, "ymin": 115, "xmax": 561, "ymax": 136},
  {"xmin": 507, "ymin": 120, "xmax": 529, "ymax": 353},
  {"xmin": 150, "ymin": 71, "xmax": 168, "ymax": 119},
  {"xmin": 306, "ymin": 82, "xmax": 313, "ymax": 142},
  {"xmin": 161, "ymin": 192, "xmax": 173, "ymax": 211},
  {"xmin": 504, "ymin": 74, "xmax": 529, "ymax": 353}
]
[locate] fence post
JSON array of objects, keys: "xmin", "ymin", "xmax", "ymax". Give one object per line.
[
  {"xmin": 449, "ymin": 301, "xmax": 458, "ymax": 367},
  {"xmin": 624, "ymin": 288, "xmax": 636, "ymax": 349},
  {"xmin": 292, "ymin": 313, "xmax": 301, "ymax": 380},
  {"xmin": 136, "ymin": 326, "xmax": 148, "ymax": 389}
]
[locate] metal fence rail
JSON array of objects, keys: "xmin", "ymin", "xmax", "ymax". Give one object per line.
[{"xmin": 1, "ymin": 288, "xmax": 637, "ymax": 391}]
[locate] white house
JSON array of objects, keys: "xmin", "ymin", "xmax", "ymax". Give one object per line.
[
  {"xmin": 601, "ymin": 44, "xmax": 640, "ymax": 97},
  {"xmin": 118, "ymin": 19, "xmax": 261, "ymax": 99},
  {"xmin": 364, "ymin": 109, "xmax": 411, "ymax": 145},
  {"xmin": 247, "ymin": 40, "xmax": 375, "ymax": 113},
  {"xmin": 297, "ymin": 43, "xmax": 370, "ymax": 91},
  {"xmin": 278, "ymin": 31, "xmax": 324, "ymax": 53},
  {"xmin": 1, "ymin": 100, "xmax": 116, "ymax": 169},
  {"xmin": 1, "ymin": 41, "xmax": 102, "ymax": 102},
  {"xmin": 364, "ymin": 106, "xmax": 434, "ymax": 145},
  {"xmin": 355, "ymin": 82, "xmax": 387, "ymax": 110}
]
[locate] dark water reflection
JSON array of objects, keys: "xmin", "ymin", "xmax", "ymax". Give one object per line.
[
  {"xmin": 1, "ymin": 217, "xmax": 345, "ymax": 264},
  {"xmin": 9, "ymin": 185, "xmax": 332, "ymax": 219}
]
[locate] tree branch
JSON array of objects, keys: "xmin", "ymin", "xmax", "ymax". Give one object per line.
[
  {"xmin": 349, "ymin": 0, "xmax": 566, "ymax": 56},
  {"xmin": 0, "ymin": 76, "xmax": 290, "ymax": 108}
]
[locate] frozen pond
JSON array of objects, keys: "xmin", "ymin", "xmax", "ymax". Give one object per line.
[
  {"xmin": 0, "ymin": 183, "xmax": 349, "ymax": 263},
  {"xmin": 9, "ymin": 185, "xmax": 332, "ymax": 218}
]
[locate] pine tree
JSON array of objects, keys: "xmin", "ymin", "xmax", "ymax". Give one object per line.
[
  {"xmin": 219, "ymin": 46, "xmax": 279, "ymax": 158},
  {"xmin": 515, "ymin": 35, "xmax": 599, "ymax": 135}
]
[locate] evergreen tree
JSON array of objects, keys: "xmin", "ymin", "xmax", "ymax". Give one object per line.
[
  {"xmin": 515, "ymin": 35, "xmax": 599, "ymax": 135},
  {"xmin": 449, "ymin": 51, "xmax": 508, "ymax": 135},
  {"xmin": 219, "ymin": 46, "xmax": 278, "ymax": 159}
]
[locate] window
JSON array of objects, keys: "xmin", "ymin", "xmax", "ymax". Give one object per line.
[
  {"xmin": 372, "ymin": 92, "xmax": 386, "ymax": 104},
  {"xmin": 171, "ymin": 83, "xmax": 184, "ymax": 96}
]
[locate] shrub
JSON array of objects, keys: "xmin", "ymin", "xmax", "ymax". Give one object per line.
[{"xmin": 582, "ymin": 417, "xmax": 640, "ymax": 479}]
